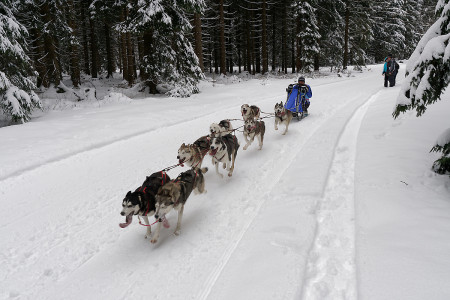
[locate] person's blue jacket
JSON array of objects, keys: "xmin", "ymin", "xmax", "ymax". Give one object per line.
[{"xmin": 285, "ymin": 84, "xmax": 312, "ymax": 112}]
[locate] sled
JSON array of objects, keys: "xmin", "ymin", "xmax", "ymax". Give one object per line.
[{"xmin": 285, "ymin": 84, "xmax": 309, "ymax": 121}]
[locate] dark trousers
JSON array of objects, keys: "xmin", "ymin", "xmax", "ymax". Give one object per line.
[{"xmin": 384, "ymin": 73, "xmax": 397, "ymax": 87}]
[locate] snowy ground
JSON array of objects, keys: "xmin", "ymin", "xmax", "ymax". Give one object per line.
[{"xmin": 1, "ymin": 64, "xmax": 449, "ymax": 300}]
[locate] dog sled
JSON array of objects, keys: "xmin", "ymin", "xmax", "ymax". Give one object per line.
[{"xmin": 285, "ymin": 84, "xmax": 309, "ymax": 120}]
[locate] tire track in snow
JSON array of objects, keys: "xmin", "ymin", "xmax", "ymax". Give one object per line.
[{"xmin": 301, "ymin": 91, "xmax": 381, "ymax": 300}]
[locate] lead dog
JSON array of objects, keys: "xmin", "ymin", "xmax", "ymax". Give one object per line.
[
  {"xmin": 120, "ymin": 171, "xmax": 171, "ymax": 239},
  {"xmin": 243, "ymin": 118, "xmax": 265, "ymax": 150},
  {"xmin": 274, "ymin": 101, "xmax": 293, "ymax": 135},
  {"xmin": 209, "ymin": 134, "xmax": 240, "ymax": 177},
  {"xmin": 177, "ymin": 135, "xmax": 211, "ymax": 168},
  {"xmin": 210, "ymin": 119, "xmax": 233, "ymax": 137},
  {"xmin": 151, "ymin": 167, "xmax": 208, "ymax": 244},
  {"xmin": 241, "ymin": 104, "xmax": 261, "ymax": 121}
]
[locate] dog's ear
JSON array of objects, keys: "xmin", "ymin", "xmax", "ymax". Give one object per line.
[
  {"xmin": 126, "ymin": 191, "xmax": 131, "ymax": 196},
  {"xmin": 181, "ymin": 143, "xmax": 185, "ymax": 147},
  {"xmin": 280, "ymin": 101, "xmax": 283, "ymax": 105}
]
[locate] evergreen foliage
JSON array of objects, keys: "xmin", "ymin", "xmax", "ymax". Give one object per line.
[
  {"xmin": 0, "ymin": 0, "xmax": 41, "ymax": 122},
  {"xmin": 293, "ymin": 0, "xmax": 321, "ymax": 72},
  {"xmin": 123, "ymin": 0, "xmax": 204, "ymax": 97},
  {"xmin": 394, "ymin": 0, "xmax": 450, "ymax": 175}
]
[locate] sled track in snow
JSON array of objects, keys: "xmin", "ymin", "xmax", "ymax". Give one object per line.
[
  {"xmin": 196, "ymin": 87, "xmax": 384, "ymax": 300},
  {"xmin": 300, "ymin": 91, "xmax": 381, "ymax": 300}
]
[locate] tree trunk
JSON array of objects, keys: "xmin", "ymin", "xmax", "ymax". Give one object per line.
[
  {"xmin": 126, "ymin": 13, "xmax": 135, "ymax": 87},
  {"xmin": 120, "ymin": 7, "xmax": 128, "ymax": 81},
  {"xmin": 219, "ymin": 0, "xmax": 226, "ymax": 75},
  {"xmin": 261, "ymin": 0, "xmax": 268, "ymax": 74},
  {"xmin": 282, "ymin": 0, "xmax": 287, "ymax": 73},
  {"xmin": 271, "ymin": 5, "xmax": 277, "ymax": 71},
  {"xmin": 30, "ymin": 28, "xmax": 48, "ymax": 88},
  {"xmin": 104, "ymin": 20, "xmax": 114, "ymax": 78},
  {"xmin": 42, "ymin": 1, "xmax": 61, "ymax": 87},
  {"xmin": 89, "ymin": 13, "xmax": 98, "ymax": 78},
  {"xmin": 80, "ymin": 0, "xmax": 90, "ymax": 75},
  {"xmin": 296, "ymin": 14, "xmax": 301, "ymax": 72},
  {"xmin": 68, "ymin": 0, "xmax": 80, "ymax": 87},
  {"xmin": 343, "ymin": 0, "xmax": 350, "ymax": 70},
  {"xmin": 193, "ymin": 13, "xmax": 204, "ymax": 72}
]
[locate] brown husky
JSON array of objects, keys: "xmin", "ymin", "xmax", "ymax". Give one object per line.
[
  {"xmin": 241, "ymin": 104, "xmax": 261, "ymax": 121},
  {"xmin": 177, "ymin": 135, "xmax": 211, "ymax": 168},
  {"xmin": 151, "ymin": 167, "xmax": 208, "ymax": 244},
  {"xmin": 243, "ymin": 119, "xmax": 265, "ymax": 150}
]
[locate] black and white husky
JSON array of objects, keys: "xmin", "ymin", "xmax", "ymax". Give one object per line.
[
  {"xmin": 274, "ymin": 101, "xmax": 293, "ymax": 135},
  {"xmin": 210, "ymin": 119, "xmax": 233, "ymax": 137},
  {"xmin": 151, "ymin": 168, "xmax": 208, "ymax": 244},
  {"xmin": 209, "ymin": 134, "xmax": 240, "ymax": 177},
  {"xmin": 119, "ymin": 171, "xmax": 171, "ymax": 239},
  {"xmin": 243, "ymin": 118, "xmax": 265, "ymax": 150}
]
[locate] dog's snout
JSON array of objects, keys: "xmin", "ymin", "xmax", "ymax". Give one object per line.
[
  {"xmin": 176, "ymin": 155, "xmax": 180, "ymax": 159},
  {"xmin": 155, "ymin": 214, "xmax": 159, "ymax": 219},
  {"xmin": 121, "ymin": 212, "xmax": 125, "ymax": 216}
]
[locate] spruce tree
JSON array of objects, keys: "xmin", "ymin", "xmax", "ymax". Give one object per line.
[
  {"xmin": 293, "ymin": 0, "xmax": 321, "ymax": 73},
  {"xmin": 394, "ymin": 0, "xmax": 450, "ymax": 174},
  {"xmin": 0, "ymin": 0, "xmax": 41, "ymax": 123},
  {"xmin": 371, "ymin": 0, "xmax": 406, "ymax": 61},
  {"xmin": 124, "ymin": 0, "xmax": 204, "ymax": 97}
]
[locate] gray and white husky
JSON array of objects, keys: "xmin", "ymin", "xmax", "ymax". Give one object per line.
[
  {"xmin": 120, "ymin": 171, "xmax": 171, "ymax": 239},
  {"xmin": 151, "ymin": 168, "xmax": 208, "ymax": 244},
  {"xmin": 209, "ymin": 134, "xmax": 240, "ymax": 178},
  {"xmin": 243, "ymin": 118, "xmax": 265, "ymax": 150},
  {"xmin": 274, "ymin": 101, "xmax": 293, "ymax": 135}
]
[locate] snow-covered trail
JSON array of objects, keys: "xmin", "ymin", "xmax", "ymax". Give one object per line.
[{"xmin": 1, "ymin": 67, "xmax": 393, "ymax": 300}]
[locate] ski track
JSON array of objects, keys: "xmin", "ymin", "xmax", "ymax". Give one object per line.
[
  {"xmin": 300, "ymin": 91, "xmax": 381, "ymax": 300},
  {"xmin": 0, "ymin": 73, "xmax": 386, "ymax": 300}
]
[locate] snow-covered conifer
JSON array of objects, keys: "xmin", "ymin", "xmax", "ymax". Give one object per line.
[
  {"xmin": 123, "ymin": 0, "xmax": 204, "ymax": 97},
  {"xmin": 371, "ymin": 0, "xmax": 406, "ymax": 61},
  {"xmin": 0, "ymin": 0, "xmax": 41, "ymax": 122},
  {"xmin": 394, "ymin": 0, "xmax": 450, "ymax": 174},
  {"xmin": 293, "ymin": 0, "xmax": 321, "ymax": 73}
]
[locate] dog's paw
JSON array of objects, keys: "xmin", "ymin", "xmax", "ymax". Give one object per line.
[
  {"xmin": 150, "ymin": 238, "xmax": 158, "ymax": 244},
  {"xmin": 228, "ymin": 172, "xmax": 233, "ymax": 177},
  {"xmin": 275, "ymin": 127, "xmax": 278, "ymax": 130},
  {"xmin": 174, "ymin": 230, "xmax": 180, "ymax": 236},
  {"xmin": 243, "ymin": 145, "xmax": 248, "ymax": 150},
  {"xmin": 282, "ymin": 132, "xmax": 287, "ymax": 135}
]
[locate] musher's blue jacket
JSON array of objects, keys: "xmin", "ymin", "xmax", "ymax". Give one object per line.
[{"xmin": 285, "ymin": 84, "xmax": 312, "ymax": 112}]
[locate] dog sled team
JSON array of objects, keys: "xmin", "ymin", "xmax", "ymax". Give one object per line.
[{"xmin": 120, "ymin": 77, "xmax": 313, "ymax": 244}]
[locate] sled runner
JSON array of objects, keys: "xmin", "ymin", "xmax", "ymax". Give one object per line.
[{"xmin": 285, "ymin": 83, "xmax": 311, "ymax": 120}]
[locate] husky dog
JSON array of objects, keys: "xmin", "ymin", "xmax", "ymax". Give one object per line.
[
  {"xmin": 177, "ymin": 135, "xmax": 211, "ymax": 168},
  {"xmin": 209, "ymin": 134, "xmax": 240, "ymax": 178},
  {"xmin": 210, "ymin": 119, "xmax": 233, "ymax": 137},
  {"xmin": 120, "ymin": 171, "xmax": 171, "ymax": 239},
  {"xmin": 274, "ymin": 101, "xmax": 293, "ymax": 135},
  {"xmin": 241, "ymin": 104, "xmax": 261, "ymax": 121},
  {"xmin": 243, "ymin": 118, "xmax": 265, "ymax": 150},
  {"xmin": 151, "ymin": 168, "xmax": 208, "ymax": 244}
]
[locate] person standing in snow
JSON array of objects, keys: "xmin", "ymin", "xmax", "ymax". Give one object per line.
[
  {"xmin": 285, "ymin": 76, "xmax": 313, "ymax": 117},
  {"xmin": 382, "ymin": 54, "xmax": 400, "ymax": 87}
]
